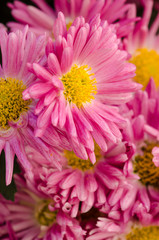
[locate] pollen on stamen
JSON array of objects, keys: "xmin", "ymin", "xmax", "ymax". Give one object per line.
[
  {"xmin": 126, "ymin": 225, "xmax": 159, "ymax": 240},
  {"xmin": 0, "ymin": 77, "xmax": 31, "ymax": 129},
  {"xmin": 34, "ymin": 200, "xmax": 57, "ymax": 227},
  {"xmin": 64, "ymin": 144, "xmax": 101, "ymax": 171},
  {"xmin": 61, "ymin": 64, "xmax": 97, "ymax": 108},
  {"xmin": 133, "ymin": 142, "xmax": 159, "ymax": 188},
  {"xmin": 130, "ymin": 48, "xmax": 159, "ymax": 89},
  {"xmin": 66, "ymin": 21, "xmax": 72, "ymax": 30}
]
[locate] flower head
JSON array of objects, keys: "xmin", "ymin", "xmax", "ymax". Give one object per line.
[
  {"xmin": 105, "ymin": 78, "xmax": 159, "ymax": 225},
  {"xmin": 24, "ymin": 140, "xmax": 133, "ymax": 219},
  {"xmin": 8, "ymin": 0, "xmax": 136, "ymax": 38},
  {"xmin": 0, "ymin": 174, "xmax": 86, "ymax": 240},
  {"xmin": 87, "ymin": 218, "xmax": 159, "ymax": 240},
  {"xmin": 125, "ymin": 0, "xmax": 159, "ymax": 88},
  {"xmin": 0, "ymin": 27, "xmax": 63, "ymax": 185},
  {"xmin": 123, "ymin": 78, "xmax": 159, "ymax": 167},
  {"xmin": 23, "ymin": 15, "xmax": 140, "ymax": 163}
]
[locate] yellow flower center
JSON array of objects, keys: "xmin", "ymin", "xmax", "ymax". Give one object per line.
[
  {"xmin": 66, "ymin": 21, "xmax": 72, "ymax": 30},
  {"xmin": 0, "ymin": 77, "xmax": 31, "ymax": 129},
  {"xmin": 133, "ymin": 142, "xmax": 159, "ymax": 188},
  {"xmin": 130, "ymin": 48, "xmax": 159, "ymax": 89},
  {"xmin": 64, "ymin": 144, "xmax": 101, "ymax": 171},
  {"xmin": 35, "ymin": 200, "xmax": 57, "ymax": 226},
  {"xmin": 61, "ymin": 64, "xmax": 97, "ymax": 108},
  {"xmin": 126, "ymin": 226, "xmax": 159, "ymax": 240}
]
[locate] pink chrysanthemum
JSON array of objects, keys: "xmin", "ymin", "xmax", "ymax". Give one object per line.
[
  {"xmin": 0, "ymin": 174, "xmax": 86, "ymax": 240},
  {"xmin": 24, "ymin": 140, "xmax": 134, "ymax": 219},
  {"xmin": 122, "ymin": 78, "xmax": 159, "ymax": 167},
  {"xmin": 86, "ymin": 217, "xmax": 123, "ymax": 240},
  {"xmin": 23, "ymin": 15, "xmax": 140, "ymax": 163},
  {"xmin": 124, "ymin": 0, "xmax": 159, "ymax": 88},
  {"xmin": 99, "ymin": 78, "xmax": 159, "ymax": 226},
  {"xmin": 0, "ymin": 27, "xmax": 63, "ymax": 185},
  {"xmin": 8, "ymin": 0, "xmax": 136, "ymax": 38},
  {"xmin": 87, "ymin": 217, "xmax": 159, "ymax": 240}
]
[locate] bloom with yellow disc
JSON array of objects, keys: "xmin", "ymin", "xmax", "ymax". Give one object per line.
[
  {"xmin": 23, "ymin": 15, "xmax": 140, "ymax": 163},
  {"xmin": 0, "ymin": 27, "xmax": 61, "ymax": 185},
  {"xmin": 125, "ymin": 0, "xmax": 159, "ymax": 89}
]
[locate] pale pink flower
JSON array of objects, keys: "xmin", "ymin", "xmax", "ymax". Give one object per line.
[
  {"xmin": 8, "ymin": 0, "xmax": 136, "ymax": 38},
  {"xmin": 23, "ymin": 15, "xmax": 140, "ymax": 163},
  {"xmin": 0, "ymin": 174, "xmax": 86, "ymax": 240},
  {"xmin": 0, "ymin": 27, "xmax": 62, "ymax": 186}
]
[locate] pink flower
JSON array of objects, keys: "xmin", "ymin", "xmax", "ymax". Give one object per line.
[
  {"xmin": 86, "ymin": 217, "xmax": 124, "ymax": 240},
  {"xmin": 23, "ymin": 15, "xmax": 140, "ymax": 163},
  {"xmin": 105, "ymin": 169, "xmax": 159, "ymax": 226},
  {"xmin": 124, "ymin": 0, "xmax": 154, "ymax": 53},
  {"xmin": 24, "ymin": 140, "xmax": 134, "ymax": 219},
  {"xmin": 0, "ymin": 27, "xmax": 62, "ymax": 185},
  {"xmin": 103, "ymin": 78, "xmax": 159, "ymax": 225},
  {"xmin": 87, "ymin": 216, "xmax": 159, "ymax": 240},
  {"xmin": 129, "ymin": 0, "xmax": 159, "ymax": 10},
  {"xmin": 8, "ymin": 0, "xmax": 136, "ymax": 38},
  {"xmin": 123, "ymin": 78, "xmax": 159, "ymax": 166},
  {"xmin": 0, "ymin": 174, "xmax": 86, "ymax": 240},
  {"xmin": 124, "ymin": 0, "xmax": 159, "ymax": 88}
]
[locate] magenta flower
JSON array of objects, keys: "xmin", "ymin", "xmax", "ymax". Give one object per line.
[
  {"xmin": 24, "ymin": 140, "xmax": 134, "ymax": 219},
  {"xmin": 23, "ymin": 15, "xmax": 140, "ymax": 163},
  {"xmin": 8, "ymin": 0, "xmax": 136, "ymax": 38},
  {"xmin": 0, "ymin": 174, "xmax": 86, "ymax": 240},
  {"xmin": 100, "ymin": 79, "xmax": 159, "ymax": 226},
  {"xmin": 0, "ymin": 27, "xmax": 63, "ymax": 185},
  {"xmin": 86, "ymin": 217, "xmax": 124, "ymax": 240},
  {"xmin": 123, "ymin": 78, "xmax": 159, "ymax": 167},
  {"xmin": 87, "ymin": 217, "xmax": 159, "ymax": 240}
]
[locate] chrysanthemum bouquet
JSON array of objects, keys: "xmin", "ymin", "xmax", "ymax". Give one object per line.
[{"xmin": 1, "ymin": 0, "xmax": 159, "ymax": 239}]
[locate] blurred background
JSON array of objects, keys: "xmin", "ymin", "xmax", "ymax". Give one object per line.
[
  {"xmin": 0, "ymin": 0, "xmax": 54, "ymax": 25},
  {"xmin": 0, "ymin": 1, "xmax": 158, "ymax": 31}
]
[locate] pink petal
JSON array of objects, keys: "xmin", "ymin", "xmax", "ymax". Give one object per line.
[
  {"xmin": 152, "ymin": 147, "xmax": 159, "ymax": 167},
  {"xmin": 48, "ymin": 53, "xmax": 62, "ymax": 76},
  {"xmin": 4, "ymin": 142, "xmax": 14, "ymax": 185}
]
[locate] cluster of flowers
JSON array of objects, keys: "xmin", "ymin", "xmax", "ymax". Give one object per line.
[{"xmin": 1, "ymin": 0, "xmax": 159, "ymax": 239}]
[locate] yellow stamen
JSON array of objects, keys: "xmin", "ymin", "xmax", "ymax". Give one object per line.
[
  {"xmin": 66, "ymin": 21, "xmax": 72, "ymax": 30},
  {"xmin": 0, "ymin": 77, "xmax": 31, "ymax": 129},
  {"xmin": 130, "ymin": 48, "xmax": 159, "ymax": 89},
  {"xmin": 126, "ymin": 226, "xmax": 159, "ymax": 240},
  {"xmin": 35, "ymin": 200, "xmax": 57, "ymax": 226},
  {"xmin": 64, "ymin": 144, "xmax": 101, "ymax": 171},
  {"xmin": 61, "ymin": 64, "xmax": 97, "ymax": 108},
  {"xmin": 134, "ymin": 142, "xmax": 159, "ymax": 188}
]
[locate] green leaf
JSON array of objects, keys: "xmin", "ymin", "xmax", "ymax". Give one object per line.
[{"xmin": 0, "ymin": 150, "xmax": 21, "ymax": 201}]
